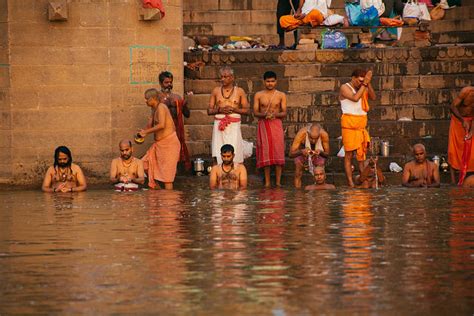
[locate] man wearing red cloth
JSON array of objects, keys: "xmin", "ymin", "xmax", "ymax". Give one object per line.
[
  {"xmin": 158, "ymin": 71, "xmax": 191, "ymax": 170},
  {"xmin": 253, "ymin": 71, "xmax": 287, "ymax": 187}
]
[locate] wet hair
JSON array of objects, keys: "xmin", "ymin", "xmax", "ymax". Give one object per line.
[
  {"xmin": 314, "ymin": 166, "xmax": 326, "ymax": 174},
  {"xmin": 219, "ymin": 66, "xmax": 234, "ymax": 76},
  {"xmin": 158, "ymin": 71, "xmax": 173, "ymax": 84},
  {"xmin": 144, "ymin": 88, "xmax": 159, "ymax": 100},
  {"xmin": 220, "ymin": 144, "xmax": 235, "ymax": 154},
  {"xmin": 351, "ymin": 69, "xmax": 367, "ymax": 78},
  {"xmin": 412, "ymin": 143, "xmax": 426, "ymax": 153},
  {"xmin": 54, "ymin": 146, "xmax": 72, "ymax": 168},
  {"xmin": 263, "ymin": 71, "xmax": 277, "ymax": 80}
]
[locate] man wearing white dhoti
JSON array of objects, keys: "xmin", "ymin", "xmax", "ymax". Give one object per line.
[{"xmin": 208, "ymin": 66, "xmax": 252, "ymax": 164}]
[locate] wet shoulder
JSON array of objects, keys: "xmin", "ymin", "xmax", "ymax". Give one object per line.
[{"xmin": 71, "ymin": 163, "xmax": 83, "ymax": 174}]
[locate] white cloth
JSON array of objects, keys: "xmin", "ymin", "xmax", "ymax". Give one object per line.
[
  {"xmin": 302, "ymin": 0, "xmax": 332, "ymax": 18},
  {"xmin": 340, "ymin": 83, "xmax": 367, "ymax": 116},
  {"xmin": 212, "ymin": 113, "xmax": 252, "ymax": 164},
  {"xmin": 361, "ymin": 0, "xmax": 385, "ymax": 16},
  {"xmin": 323, "ymin": 14, "xmax": 345, "ymax": 26}
]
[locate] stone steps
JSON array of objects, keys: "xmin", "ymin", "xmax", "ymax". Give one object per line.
[{"xmin": 431, "ymin": 31, "xmax": 474, "ymax": 44}]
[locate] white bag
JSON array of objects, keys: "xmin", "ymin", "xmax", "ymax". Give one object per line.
[
  {"xmin": 403, "ymin": 0, "xmax": 422, "ymax": 19},
  {"xmin": 361, "ymin": 0, "xmax": 385, "ymax": 16},
  {"xmin": 418, "ymin": 2, "xmax": 431, "ymax": 20},
  {"xmin": 323, "ymin": 14, "xmax": 345, "ymax": 26}
]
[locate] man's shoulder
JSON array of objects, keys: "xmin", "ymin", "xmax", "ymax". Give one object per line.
[
  {"xmin": 236, "ymin": 86, "xmax": 247, "ymax": 94},
  {"xmin": 111, "ymin": 157, "xmax": 120, "ymax": 165},
  {"xmin": 320, "ymin": 128, "xmax": 330, "ymax": 138},
  {"xmin": 404, "ymin": 160, "xmax": 415, "ymax": 168},
  {"xmin": 236, "ymin": 163, "xmax": 247, "ymax": 171},
  {"xmin": 133, "ymin": 157, "xmax": 144, "ymax": 166},
  {"xmin": 71, "ymin": 163, "xmax": 83, "ymax": 172}
]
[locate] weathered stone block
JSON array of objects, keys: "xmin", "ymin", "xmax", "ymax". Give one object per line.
[{"xmin": 48, "ymin": 1, "xmax": 68, "ymax": 22}]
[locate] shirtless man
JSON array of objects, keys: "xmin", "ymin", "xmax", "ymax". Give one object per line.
[
  {"xmin": 110, "ymin": 139, "xmax": 145, "ymax": 191},
  {"xmin": 208, "ymin": 66, "xmax": 250, "ymax": 165},
  {"xmin": 158, "ymin": 71, "xmax": 191, "ymax": 169},
  {"xmin": 42, "ymin": 146, "xmax": 87, "ymax": 193},
  {"xmin": 139, "ymin": 88, "xmax": 181, "ymax": 190},
  {"xmin": 305, "ymin": 166, "xmax": 336, "ymax": 190},
  {"xmin": 402, "ymin": 144, "xmax": 440, "ymax": 188},
  {"xmin": 289, "ymin": 123, "xmax": 330, "ymax": 188},
  {"xmin": 253, "ymin": 71, "xmax": 287, "ymax": 187},
  {"xmin": 355, "ymin": 157, "xmax": 385, "ymax": 188},
  {"xmin": 462, "ymin": 175, "xmax": 474, "ymax": 188},
  {"xmin": 210, "ymin": 144, "xmax": 248, "ymax": 190},
  {"xmin": 448, "ymin": 86, "xmax": 474, "ymax": 184}
]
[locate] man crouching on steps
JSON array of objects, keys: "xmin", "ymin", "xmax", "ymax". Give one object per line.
[{"xmin": 139, "ymin": 88, "xmax": 181, "ymax": 190}]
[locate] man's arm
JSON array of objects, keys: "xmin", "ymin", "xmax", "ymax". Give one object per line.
[
  {"xmin": 289, "ymin": 131, "xmax": 307, "ymax": 158},
  {"xmin": 209, "ymin": 166, "xmax": 218, "ymax": 189},
  {"xmin": 41, "ymin": 167, "xmax": 54, "ymax": 192},
  {"xmin": 377, "ymin": 167, "xmax": 385, "ymax": 184},
  {"xmin": 340, "ymin": 84, "xmax": 367, "ymax": 102},
  {"xmin": 252, "ymin": 92, "xmax": 266, "ymax": 118},
  {"xmin": 429, "ymin": 163, "xmax": 441, "ymax": 188},
  {"xmin": 133, "ymin": 161, "xmax": 145, "ymax": 185},
  {"xmin": 140, "ymin": 104, "xmax": 166, "ymax": 136},
  {"xmin": 110, "ymin": 159, "xmax": 119, "ymax": 184},
  {"xmin": 367, "ymin": 83, "xmax": 376, "ymax": 101},
  {"xmin": 182, "ymin": 99, "xmax": 191, "ymax": 118},
  {"xmin": 233, "ymin": 88, "xmax": 249, "ymax": 115},
  {"xmin": 450, "ymin": 87, "xmax": 471, "ymax": 133},
  {"xmin": 73, "ymin": 165, "xmax": 87, "ymax": 192},
  {"xmin": 402, "ymin": 164, "xmax": 415, "ymax": 187},
  {"xmin": 239, "ymin": 166, "xmax": 248, "ymax": 189},
  {"xmin": 274, "ymin": 92, "xmax": 288, "ymax": 119},
  {"xmin": 208, "ymin": 88, "xmax": 219, "ymax": 116}
]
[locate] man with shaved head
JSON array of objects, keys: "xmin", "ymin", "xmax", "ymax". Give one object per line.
[
  {"xmin": 110, "ymin": 139, "xmax": 145, "ymax": 191},
  {"xmin": 402, "ymin": 144, "xmax": 440, "ymax": 188},
  {"xmin": 305, "ymin": 166, "xmax": 336, "ymax": 190},
  {"xmin": 289, "ymin": 123, "xmax": 330, "ymax": 188}
]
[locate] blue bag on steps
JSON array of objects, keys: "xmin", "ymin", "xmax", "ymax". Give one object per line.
[
  {"xmin": 321, "ymin": 29, "xmax": 348, "ymax": 49},
  {"xmin": 345, "ymin": 3, "xmax": 380, "ymax": 26}
]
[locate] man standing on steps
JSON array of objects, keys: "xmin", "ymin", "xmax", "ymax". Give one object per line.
[
  {"xmin": 339, "ymin": 69, "xmax": 376, "ymax": 187},
  {"xmin": 448, "ymin": 86, "xmax": 474, "ymax": 184},
  {"xmin": 253, "ymin": 71, "xmax": 287, "ymax": 187},
  {"xmin": 158, "ymin": 71, "xmax": 192, "ymax": 170},
  {"xmin": 275, "ymin": 0, "xmax": 302, "ymax": 49},
  {"xmin": 208, "ymin": 66, "xmax": 252, "ymax": 165}
]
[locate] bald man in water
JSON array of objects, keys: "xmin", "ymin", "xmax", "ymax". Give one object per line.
[
  {"xmin": 402, "ymin": 144, "xmax": 440, "ymax": 188},
  {"xmin": 305, "ymin": 166, "xmax": 336, "ymax": 190},
  {"xmin": 110, "ymin": 139, "xmax": 145, "ymax": 188}
]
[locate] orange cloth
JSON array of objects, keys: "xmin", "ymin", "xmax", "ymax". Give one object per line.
[
  {"xmin": 448, "ymin": 116, "xmax": 474, "ymax": 172},
  {"xmin": 361, "ymin": 90, "xmax": 370, "ymax": 113},
  {"xmin": 341, "ymin": 114, "xmax": 370, "ymax": 161},
  {"xmin": 279, "ymin": 9, "xmax": 324, "ymax": 31},
  {"xmin": 142, "ymin": 132, "xmax": 180, "ymax": 188}
]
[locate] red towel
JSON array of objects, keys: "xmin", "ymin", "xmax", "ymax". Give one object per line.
[
  {"xmin": 256, "ymin": 119, "xmax": 286, "ymax": 168},
  {"xmin": 142, "ymin": 0, "xmax": 165, "ymax": 18}
]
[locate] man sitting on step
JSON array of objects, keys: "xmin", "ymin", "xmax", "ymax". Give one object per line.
[{"xmin": 279, "ymin": 0, "xmax": 331, "ymax": 31}]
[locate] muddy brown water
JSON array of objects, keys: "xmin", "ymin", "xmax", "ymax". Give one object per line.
[{"xmin": 0, "ymin": 187, "xmax": 473, "ymax": 315}]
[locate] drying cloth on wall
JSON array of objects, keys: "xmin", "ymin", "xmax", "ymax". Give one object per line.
[{"xmin": 143, "ymin": 0, "xmax": 165, "ymax": 18}]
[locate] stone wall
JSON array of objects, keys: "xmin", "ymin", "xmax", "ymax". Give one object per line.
[{"xmin": 1, "ymin": 0, "xmax": 183, "ymax": 185}]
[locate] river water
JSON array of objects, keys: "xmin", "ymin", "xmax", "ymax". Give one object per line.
[{"xmin": 0, "ymin": 187, "xmax": 473, "ymax": 315}]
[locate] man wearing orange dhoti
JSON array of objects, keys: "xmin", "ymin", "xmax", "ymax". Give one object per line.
[
  {"xmin": 279, "ymin": 0, "xmax": 329, "ymax": 31},
  {"xmin": 253, "ymin": 71, "xmax": 287, "ymax": 188},
  {"xmin": 448, "ymin": 86, "xmax": 474, "ymax": 185},
  {"xmin": 339, "ymin": 69, "xmax": 376, "ymax": 187},
  {"xmin": 139, "ymin": 88, "xmax": 181, "ymax": 190}
]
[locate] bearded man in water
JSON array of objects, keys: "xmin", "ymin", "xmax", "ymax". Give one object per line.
[{"xmin": 209, "ymin": 144, "xmax": 248, "ymax": 190}]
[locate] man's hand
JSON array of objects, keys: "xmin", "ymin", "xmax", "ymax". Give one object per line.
[
  {"xmin": 301, "ymin": 148, "xmax": 312, "ymax": 157},
  {"xmin": 364, "ymin": 70, "xmax": 373, "ymax": 85},
  {"xmin": 119, "ymin": 176, "xmax": 130, "ymax": 184},
  {"xmin": 220, "ymin": 106, "xmax": 233, "ymax": 114},
  {"xmin": 266, "ymin": 111, "xmax": 274, "ymax": 120},
  {"xmin": 59, "ymin": 186, "xmax": 70, "ymax": 193},
  {"xmin": 138, "ymin": 130, "xmax": 147, "ymax": 138},
  {"xmin": 294, "ymin": 8, "xmax": 303, "ymax": 19}
]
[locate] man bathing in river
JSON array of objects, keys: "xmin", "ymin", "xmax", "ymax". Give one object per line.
[
  {"xmin": 402, "ymin": 144, "xmax": 440, "ymax": 188},
  {"xmin": 42, "ymin": 146, "xmax": 87, "ymax": 193},
  {"xmin": 305, "ymin": 166, "xmax": 336, "ymax": 190},
  {"xmin": 289, "ymin": 123, "xmax": 330, "ymax": 188},
  {"xmin": 210, "ymin": 144, "xmax": 248, "ymax": 190},
  {"xmin": 448, "ymin": 86, "xmax": 474, "ymax": 184},
  {"xmin": 254, "ymin": 71, "xmax": 287, "ymax": 187},
  {"xmin": 139, "ymin": 88, "xmax": 181, "ymax": 190},
  {"xmin": 110, "ymin": 140, "xmax": 145, "ymax": 191},
  {"xmin": 208, "ymin": 66, "xmax": 251, "ymax": 165}
]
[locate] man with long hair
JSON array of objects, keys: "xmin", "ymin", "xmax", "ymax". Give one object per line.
[{"xmin": 42, "ymin": 146, "xmax": 87, "ymax": 193}]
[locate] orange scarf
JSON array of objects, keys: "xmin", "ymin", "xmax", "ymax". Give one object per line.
[{"xmin": 361, "ymin": 90, "xmax": 370, "ymax": 113}]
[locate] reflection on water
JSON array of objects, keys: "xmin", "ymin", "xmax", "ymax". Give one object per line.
[{"xmin": 0, "ymin": 188, "xmax": 473, "ymax": 314}]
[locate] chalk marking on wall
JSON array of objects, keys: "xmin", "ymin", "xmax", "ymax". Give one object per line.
[
  {"xmin": 0, "ymin": 64, "xmax": 10, "ymax": 67},
  {"xmin": 129, "ymin": 45, "xmax": 170, "ymax": 85}
]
